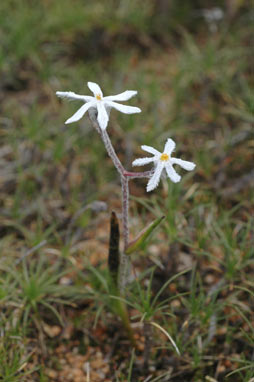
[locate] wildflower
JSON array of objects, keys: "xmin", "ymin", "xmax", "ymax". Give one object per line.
[
  {"xmin": 56, "ymin": 82, "xmax": 141, "ymax": 130},
  {"xmin": 132, "ymin": 138, "xmax": 196, "ymax": 192}
]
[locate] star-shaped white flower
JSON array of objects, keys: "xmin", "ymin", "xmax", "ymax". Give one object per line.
[
  {"xmin": 132, "ymin": 138, "xmax": 196, "ymax": 192},
  {"xmin": 56, "ymin": 82, "xmax": 141, "ymax": 130}
]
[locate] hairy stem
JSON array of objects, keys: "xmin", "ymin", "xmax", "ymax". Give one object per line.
[
  {"xmin": 88, "ymin": 111, "xmax": 151, "ymax": 293},
  {"xmin": 101, "ymin": 130, "xmax": 125, "ymax": 176},
  {"xmin": 119, "ymin": 175, "xmax": 130, "ymax": 294},
  {"xmin": 123, "ymin": 170, "xmax": 153, "ymax": 179},
  {"xmin": 121, "ymin": 176, "xmax": 129, "ymax": 249}
]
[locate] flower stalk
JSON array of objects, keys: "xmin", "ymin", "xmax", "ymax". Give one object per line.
[
  {"xmin": 57, "ymin": 82, "xmax": 196, "ymax": 295},
  {"xmin": 121, "ymin": 175, "xmax": 129, "ymax": 250},
  {"xmin": 88, "ymin": 111, "xmax": 150, "ymax": 293},
  {"xmin": 89, "ymin": 118, "xmax": 147, "ymax": 291}
]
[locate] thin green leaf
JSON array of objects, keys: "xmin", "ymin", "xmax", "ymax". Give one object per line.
[{"xmin": 126, "ymin": 216, "xmax": 165, "ymax": 255}]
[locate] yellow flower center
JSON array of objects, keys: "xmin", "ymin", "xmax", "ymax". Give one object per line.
[
  {"xmin": 160, "ymin": 153, "xmax": 169, "ymax": 161},
  {"xmin": 96, "ymin": 94, "xmax": 102, "ymax": 101}
]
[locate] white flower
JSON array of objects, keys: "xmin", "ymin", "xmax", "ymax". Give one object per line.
[
  {"xmin": 56, "ymin": 82, "xmax": 141, "ymax": 130},
  {"xmin": 132, "ymin": 138, "xmax": 196, "ymax": 192}
]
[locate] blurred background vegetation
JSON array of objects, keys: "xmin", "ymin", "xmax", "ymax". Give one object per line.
[{"xmin": 0, "ymin": 0, "xmax": 254, "ymax": 381}]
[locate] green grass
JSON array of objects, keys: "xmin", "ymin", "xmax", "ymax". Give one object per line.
[{"xmin": 0, "ymin": 0, "xmax": 254, "ymax": 381}]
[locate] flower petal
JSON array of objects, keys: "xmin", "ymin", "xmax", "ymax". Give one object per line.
[
  {"xmin": 132, "ymin": 157, "xmax": 155, "ymax": 167},
  {"xmin": 171, "ymin": 158, "xmax": 196, "ymax": 171},
  {"xmin": 141, "ymin": 145, "xmax": 161, "ymax": 156},
  {"xmin": 165, "ymin": 163, "xmax": 181, "ymax": 183},
  {"xmin": 97, "ymin": 102, "xmax": 109, "ymax": 130},
  {"xmin": 104, "ymin": 101, "xmax": 141, "ymax": 114},
  {"xmin": 87, "ymin": 82, "xmax": 103, "ymax": 97},
  {"xmin": 56, "ymin": 91, "xmax": 93, "ymax": 102},
  {"xmin": 65, "ymin": 102, "xmax": 95, "ymax": 124},
  {"xmin": 164, "ymin": 138, "xmax": 176, "ymax": 155},
  {"xmin": 104, "ymin": 90, "xmax": 137, "ymax": 101},
  {"xmin": 146, "ymin": 162, "xmax": 164, "ymax": 192}
]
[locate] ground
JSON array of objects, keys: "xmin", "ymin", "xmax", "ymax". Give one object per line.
[{"xmin": 0, "ymin": 1, "xmax": 254, "ymax": 381}]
